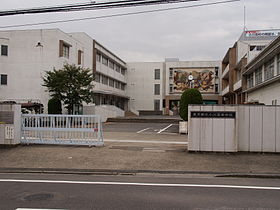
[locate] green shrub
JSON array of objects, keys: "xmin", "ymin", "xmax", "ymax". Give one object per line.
[
  {"xmin": 48, "ymin": 97, "xmax": 62, "ymax": 114},
  {"xmin": 179, "ymin": 88, "xmax": 203, "ymax": 121}
]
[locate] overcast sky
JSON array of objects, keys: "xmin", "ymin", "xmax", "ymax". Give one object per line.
[{"xmin": 1, "ymin": 0, "xmax": 280, "ymax": 62}]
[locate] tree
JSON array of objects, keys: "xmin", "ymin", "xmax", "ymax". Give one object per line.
[
  {"xmin": 43, "ymin": 64, "xmax": 94, "ymax": 114},
  {"xmin": 179, "ymin": 88, "xmax": 203, "ymax": 121},
  {"xmin": 48, "ymin": 97, "xmax": 62, "ymax": 114}
]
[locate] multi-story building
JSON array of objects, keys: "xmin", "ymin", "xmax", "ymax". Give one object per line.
[
  {"xmin": 243, "ymin": 35, "xmax": 280, "ymax": 105},
  {"xmin": 221, "ymin": 29, "xmax": 280, "ymax": 104},
  {"xmin": 127, "ymin": 59, "xmax": 221, "ymax": 115},
  {"xmin": 0, "ymin": 28, "xmax": 222, "ymax": 117},
  {"xmin": 0, "ymin": 29, "xmax": 128, "ymax": 115}
]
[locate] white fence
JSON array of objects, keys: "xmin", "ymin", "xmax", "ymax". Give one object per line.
[
  {"xmin": 188, "ymin": 105, "xmax": 280, "ymax": 153},
  {"xmin": 21, "ymin": 114, "xmax": 104, "ymax": 146}
]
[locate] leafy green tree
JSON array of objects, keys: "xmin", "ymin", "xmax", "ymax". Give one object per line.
[
  {"xmin": 43, "ymin": 64, "xmax": 94, "ymax": 114},
  {"xmin": 48, "ymin": 97, "xmax": 62, "ymax": 114},
  {"xmin": 179, "ymin": 88, "xmax": 203, "ymax": 121}
]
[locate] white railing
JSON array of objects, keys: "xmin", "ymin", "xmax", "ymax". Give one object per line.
[
  {"xmin": 21, "ymin": 114, "xmax": 103, "ymax": 146},
  {"xmin": 234, "ymin": 79, "xmax": 242, "ymax": 91},
  {"xmin": 222, "ymin": 64, "xmax": 229, "ymax": 79},
  {"xmin": 222, "ymin": 85, "xmax": 230, "ymax": 96}
]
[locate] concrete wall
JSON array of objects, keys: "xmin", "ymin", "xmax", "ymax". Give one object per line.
[
  {"xmin": 0, "ymin": 104, "xmax": 21, "ymax": 145},
  {"xmin": 126, "ymin": 62, "xmax": 164, "ymax": 111},
  {"xmin": 83, "ymin": 105, "xmax": 124, "ymax": 122},
  {"xmin": 248, "ymin": 81, "xmax": 280, "ymax": 105},
  {"xmin": 188, "ymin": 105, "xmax": 237, "ymax": 152},
  {"xmin": 188, "ymin": 105, "xmax": 280, "ymax": 153}
]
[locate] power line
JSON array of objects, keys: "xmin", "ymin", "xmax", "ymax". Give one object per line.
[
  {"xmin": 0, "ymin": 0, "xmax": 199, "ymax": 17},
  {"xmin": 0, "ymin": 0, "xmax": 240, "ymax": 29}
]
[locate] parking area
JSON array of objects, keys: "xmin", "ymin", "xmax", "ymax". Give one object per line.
[{"xmin": 103, "ymin": 122, "xmax": 179, "ymax": 134}]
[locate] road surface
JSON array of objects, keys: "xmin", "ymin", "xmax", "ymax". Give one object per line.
[{"xmin": 1, "ymin": 173, "xmax": 280, "ymax": 210}]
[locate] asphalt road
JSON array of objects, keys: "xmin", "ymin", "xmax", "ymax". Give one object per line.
[
  {"xmin": 103, "ymin": 122, "xmax": 179, "ymax": 134},
  {"xmin": 1, "ymin": 173, "xmax": 280, "ymax": 210}
]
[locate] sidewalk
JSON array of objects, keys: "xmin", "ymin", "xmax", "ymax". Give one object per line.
[{"xmin": 0, "ymin": 132, "xmax": 279, "ymax": 175}]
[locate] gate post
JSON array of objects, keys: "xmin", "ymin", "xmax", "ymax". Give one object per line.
[{"xmin": 0, "ymin": 104, "xmax": 21, "ymax": 145}]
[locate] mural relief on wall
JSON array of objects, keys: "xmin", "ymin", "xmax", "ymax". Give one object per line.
[{"xmin": 173, "ymin": 68, "xmax": 215, "ymax": 93}]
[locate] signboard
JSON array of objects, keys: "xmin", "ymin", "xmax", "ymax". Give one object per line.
[
  {"xmin": 191, "ymin": 111, "xmax": 236, "ymax": 118},
  {"xmin": 245, "ymin": 30, "xmax": 280, "ymax": 38},
  {"xmin": 173, "ymin": 67, "xmax": 215, "ymax": 93}
]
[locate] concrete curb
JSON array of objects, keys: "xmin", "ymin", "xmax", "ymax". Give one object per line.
[
  {"xmin": 106, "ymin": 118, "xmax": 180, "ymax": 123},
  {"xmin": 0, "ymin": 168, "xmax": 279, "ymax": 178}
]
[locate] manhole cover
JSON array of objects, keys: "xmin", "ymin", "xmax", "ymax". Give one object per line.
[{"xmin": 24, "ymin": 193, "xmax": 54, "ymax": 201}]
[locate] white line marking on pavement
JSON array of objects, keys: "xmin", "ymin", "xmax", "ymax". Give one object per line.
[
  {"xmin": 1, "ymin": 179, "xmax": 280, "ymax": 190},
  {"xmin": 136, "ymin": 128, "xmax": 150, "ymax": 133},
  {"xmin": 104, "ymin": 139, "xmax": 188, "ymax": 144},
  {"xmin": 157, "ymin": 124, "xmax": 173, "ymax": 134},
  {"xmin": 16, "ymin": 209, "xmax": 67, "ymax": 210}
]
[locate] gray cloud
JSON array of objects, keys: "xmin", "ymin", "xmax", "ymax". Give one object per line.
[{"xmin": 1, "ymin": 0, "xmax": 280, "ymax": 62}]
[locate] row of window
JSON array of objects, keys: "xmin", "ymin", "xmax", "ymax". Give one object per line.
[
  {"xmin": 96, "ymin": 52, "xmax": 126, "ymax": 75},
  {"xmin": 95, "ymin": 73, "xmax": 125, "ymax": 90},
  {"xmin": 248, "ymin": 54, "xmax": 280, "ymax": 89},
  {"xmin": 249, "ymin": 45, "xmax": 265, "ymax": 52},
  {"xmin": 1, "ymin": 45, "xmax": 8, "ymax": 56}
]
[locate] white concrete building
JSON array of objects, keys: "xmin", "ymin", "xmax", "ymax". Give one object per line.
[
  {"xmin": 243, "ymin": 35, "xmax": 280, "ymax": 105},
  {"xmin": 0, "ymin": 29, "xmax": 127, "ymax": 118},
  {"xmin": 221, "ymin": 29, "xmax": 280, "ymax": 104},
  {"xmin": 0, "ymin": 28, "xmax": 222, "ymax": 117},
  {"xmin": 127, "ymin": 59, "xmax": 221, "ymax": 115}
]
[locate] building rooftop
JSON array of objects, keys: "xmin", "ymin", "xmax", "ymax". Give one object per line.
[{"xmin": 239, "ymin": 29, "xmax": 280, "ymax": 42}]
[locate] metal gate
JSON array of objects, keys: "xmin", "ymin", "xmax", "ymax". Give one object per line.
[{"xmin": 21, "ymin": 114, "xmax": 103, "ymax": 146}]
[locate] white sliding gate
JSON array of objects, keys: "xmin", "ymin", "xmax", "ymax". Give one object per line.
[{"xmin": 21, "ymin": 114, "xmax": 104, "ymax": 146}]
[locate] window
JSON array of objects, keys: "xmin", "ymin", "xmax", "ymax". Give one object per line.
[
  {"xmin": 255, "ymin": 67, "xmax": 262, "ymax": 85},
  {"xmin": 154, "ymin": 69, "xmax": 160, "ymax": 80},
  {"xmin": 215, "ymin": 67, "xmax": 219, "ymax": 76},
  {"xmin": 121, "ymin": 68, "xmax": 126, "ymax": 75},
  {"xmin": 0, "ymin": 74, "xmax": 7, "ymax": 85},
  {"xmin": 115, "ymin": 65, "xmax": 120, "ymax": 73},
  {"xmin": 95, "ymin": 73, "xmax": 100, "ymax": 83},
  {"xmin": 121, "ymin": 83, "xmax": 125, "ymax": 90},
  {"xmin": 115, "ymin": 81, "xmax": 120, "ymax": 89},
  {"xmin": 169, "ymin": 84, "xmax": 173, "ymax": 93},
  {"xmin": 277, "ymin": 54, "xmax": 280, "ymax": 75},
  {"xmin": 247, "ymin": 73, "xmax": 254, "ymax": 88},
  {"xmin": 162, "ymin": 99, "xmax": 166, "ymax": 108},
  {"xmin": 154, "ymin": 84, "xmax": 160, "ymax": 95},
  {"xmin": 256, "ymin": 46, "xmax": 265, "ymax": 51},
  {"xmin": 102, "ymin": 56, "xmax": 108, "ymax": 66},
  {"xmin": 154, "ymin": 100, "xmax": 160, "ymax": 111},
  {"xmin": 215, "ymin": 84, "xmax": 219, "ymax": 93},
  {"xmin": 1, "ymin": 45, "xmax": 8, "ymax": 56},
  {"xmin": 109, "ymin": 78, "xmax": 114, "ymax": 87},
  {"xmin": 264, "ymin": 59, "xmax": 274, "ymax": 80},
  {"xmin": 109, "ymin": 60, "xmax": 114, "ymax": 69},
  {"xmin": 96, "ymin": 53, "xmax": 101, "ymax": 62},
  {"xmin": 78, "ymin": 50, "xmax": 83, "ymax": 65},
  {"xmin": 63, "ymin": 45, "xmax": 69, "ymax": 58},
  {"xmin": 249, "ymin": 45, "xmax": 256, "ymax": 51},
  {"xmin": 102, "ymin": 75, "xmax": 108, "ymax": 85},
  {"xmin": 169, "ymin": 68, "xmax": 173, "ymax": 78},
  {"xmin": 59, "ymin": 41, "xmax": 71, "ymax": 58}
]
